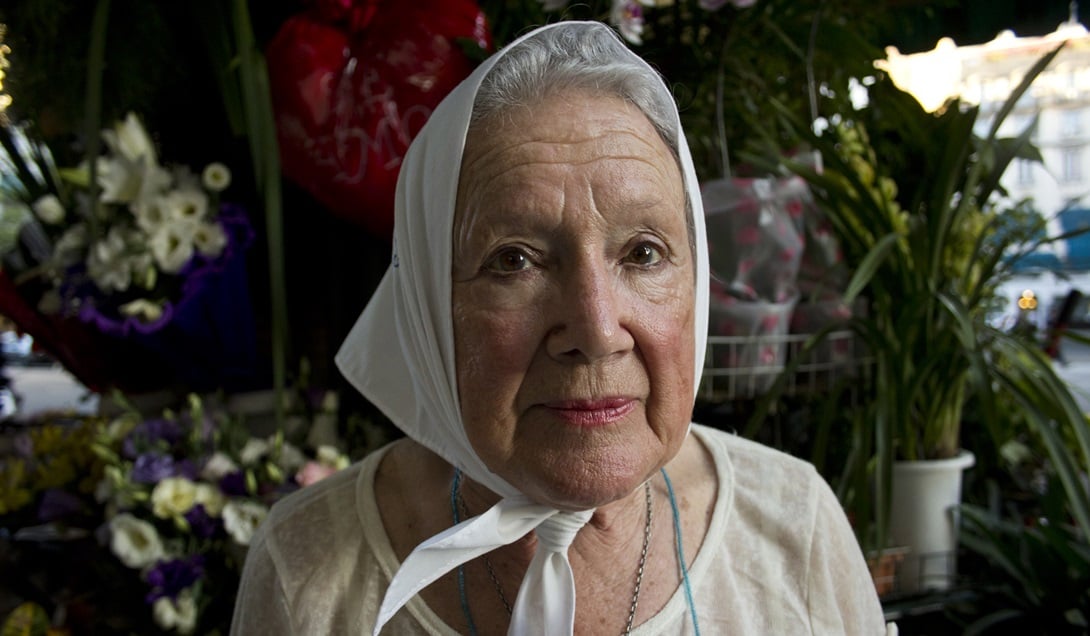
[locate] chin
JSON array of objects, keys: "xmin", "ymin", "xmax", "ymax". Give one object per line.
[{"xmin": 511, "ymin": 451, "xmax": 662, "ymax": 511}]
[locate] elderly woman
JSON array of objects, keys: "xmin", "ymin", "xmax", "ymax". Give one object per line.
[{"xmin": 232, "ymin": 21, "xmax": 889, "ymax": 635}]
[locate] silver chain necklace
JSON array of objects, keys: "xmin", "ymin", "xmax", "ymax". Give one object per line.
[{"xmin": 454, "ymin": 476, "xmax": 653, "ymax": 636}]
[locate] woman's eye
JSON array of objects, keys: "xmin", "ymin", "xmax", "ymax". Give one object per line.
[
  {"xmin": 625, "ymin": 242, "xmax": 664, "ymax": 267},
  {"xmin": 485, "ymin": 248, "xmax": 532, "ymax": 273}
]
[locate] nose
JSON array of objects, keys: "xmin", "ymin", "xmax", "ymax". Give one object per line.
[{"xmin": 545, "ymin": 258, "xmax": 634, "ymax": 362}]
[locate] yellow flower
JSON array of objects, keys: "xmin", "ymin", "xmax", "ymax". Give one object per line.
[
  {"xmin": 119, "ymin": 298, "xmax": 165, "ymax": 323},
  {"xmin": 193, "ymin": 482, "xmax": 225, "ymax": 517},
  {"xmin": 150, "ymin": 477, "xmax": 197, "ymax": 519}
]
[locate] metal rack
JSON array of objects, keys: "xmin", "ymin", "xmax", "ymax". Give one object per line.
[{"xmin": 698, "ymin": 330, "xmax": 871, "ymax": 402}]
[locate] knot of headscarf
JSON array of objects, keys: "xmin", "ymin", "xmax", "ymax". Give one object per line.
[
  {"xmin": 373, "ymin": 498, "xmax": 593, "ymax": 635},
  {"xmin": 509, "ymin": 510, "xmax": 595, "ymax": 634}
]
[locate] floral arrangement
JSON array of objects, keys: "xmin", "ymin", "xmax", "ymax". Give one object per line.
[
  {"xmin": 1, "ymin": 113, "xmax": 235, "ymax": 328},
  {"xmin": 0, "ymin": 113, "xmax": 257, "ymax": 392},
  {"xmin": 0, "ymin": 386, "xmax": 382, "ymax": 635}
]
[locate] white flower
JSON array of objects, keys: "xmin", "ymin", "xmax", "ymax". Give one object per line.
[
  {"xmin": 134, "ymin": 197, "xmax": 172, "ymax": 233},
  {"xmin": 192, "ymin": 221, "xmax": 227, "ymax": 258},
  {"xmin": 151, "ymin": 476, "xmax": 198, "ymax": 519},
  {"xmin": 127, "ymin": 249, "xmax": 157, "ymax": 290},
  {"xmin": 611, "ymin": 0, "xmax": 647, "ymax": 45},
  {"xmin": 223, "ymin": 500, "xmax": 268, "ymax": 546},
  {"xmin": 317, "ymin": 445, "xmax": 349, "ymax": 470},
  {"xmin": 153, "ymin": 590, "xmax": 197, "ymax": 634},
  {"xmin": 239, "ymin": 438, "xmax": 270, "ymax": 466},
  {"xmin": 87, "ymin": 227, "xmax": 133, "ymax": 292},
  {"xmin": 319, "ymin": 390, "xmax": 339, "ymax": 413},
  {"xmin": 119, "ymin": 298, "xmax": 165, "ymax": 323},
  {"xmin": 53, "ymin": 223, "xmax": 88, "ymax": 265},
  {"xmin": 109, "ymin": 513, "xmax": 164, "ymax": 569},
  {"xmin": 200, "ymin": 452, "xmax": 238, "ymax": 481},
  {"xmin": 193, "ymin": 482, "xmax": 226, "ymax": 517},
  {"xmin": 202, "ymin": 162, "xmax": 232, "ymax": 192},
  {"xmin": 162, "ymin": 189, "xmax": 209, "ymax": 224},
  {"xmin": 103, "ymin": 112, "xmax": 158, "ymax": 165},
  {"xmin": 32, "ymin": 194, "xmax": 65, "ymax": 224},
  {"xmin": 96, "ymin": 155, "xmax": 171, "ymax": 206},
  {"xmin": 277, "ymin": 441, "xmax": 306, "ymax": 473},
  {"xmin": 149, "ymin": 222, "xmax": 196, "ymax": 274}
]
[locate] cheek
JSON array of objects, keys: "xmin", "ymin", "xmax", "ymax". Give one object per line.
[
  {"xmin": 640, "ymin": 290, "xmax": 696, "ymax": 429},
  {"xmin": 453, "ymin": 300, "xmax": 541, "ymax": 435}
]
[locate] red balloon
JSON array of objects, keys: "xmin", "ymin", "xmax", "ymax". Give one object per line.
[{"xmin": 266, "ymin": 0, "xmax": 492, "ymax": 238}]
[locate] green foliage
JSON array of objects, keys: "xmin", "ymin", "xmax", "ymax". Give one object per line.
[
  {"xmin": 958, "ymin": 493, "xmax": 1090, "ymax": 634},
  {"xmin": 743, "ymin": 43, "xmax": 1090, "ymax": 556}
]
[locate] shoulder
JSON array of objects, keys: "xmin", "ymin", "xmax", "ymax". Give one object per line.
[
  {"xmin": 693, "ymin": 423, "xmax": 836, "ymax": 563},
  {"xmin": 246, "ymin": 446, "xmax": 390, "ymax": 595},
  {"xmin": 693, "ymin": 423, "xmax": 820, "ymax": 489},
  {"xmin": 234, "ymin": 445, "xmax": 407, "ymax": 633}
]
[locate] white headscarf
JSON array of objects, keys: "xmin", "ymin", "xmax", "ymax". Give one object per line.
[{"xmin": 335, "ymin": 21, "xmax": 709, "ymax": 635}]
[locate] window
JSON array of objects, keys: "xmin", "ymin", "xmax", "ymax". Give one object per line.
[
  {"xmin": 1062, "ymin": 147, "xmax": 1083, "ymax": 182},
  {"xmin": 1017, "ymin": 158, "xmax": 1035, "ymax": 185},
  {"xmin": 1063, "ymin": 109, "xmax": 1082, "ymax": 137}
]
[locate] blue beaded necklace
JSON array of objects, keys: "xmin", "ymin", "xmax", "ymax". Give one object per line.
[{"xmin": 449, "ymin": 468, "xmax": 700, "ymax": 635}]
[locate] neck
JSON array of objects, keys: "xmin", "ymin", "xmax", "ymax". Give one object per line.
[{"xmin": 456, "ymin": 470, "xmax": 653, "ymax": 570}]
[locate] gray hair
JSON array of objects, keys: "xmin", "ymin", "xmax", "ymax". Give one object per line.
[{"xmin": 469, "ymin": 21, "xmax": 695, "ymax": 252}]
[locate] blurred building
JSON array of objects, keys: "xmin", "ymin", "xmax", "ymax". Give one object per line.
[{"xmin": 881, "ymin": 6, "xmax": 1090, "ymax": 328}]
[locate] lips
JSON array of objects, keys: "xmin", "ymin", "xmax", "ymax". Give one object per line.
[{"xmin": 541, "ymin": 397, "xmax": 637, "ymax": 427}]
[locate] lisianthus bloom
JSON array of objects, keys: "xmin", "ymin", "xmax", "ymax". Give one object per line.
[
  {"xmin": 200, "ymin": 452, "xmax": 238, "ymax": 481},
  {"xmin": 611, "ymin": 0, "xmax": 650, "ymax": 45},
  {"xmin": 184, "ymin": 504, "xmax": 221, "ymax": 539},
  {"xmin": 192, "ymin": 482, "xmax": 225, "ymax": 516},
  {"xmin": 119, "ymin": 298, "xmax": 166, "ymax": 323},
  {"xmin": 87, "ymin": 227, "xmax": 135, "ymax": 292},
  {"xmin": 239, "ymin": 438, "xmax": 270, "ymax": 466},
  {"xmin": 149, "ymin": 222, "xmax": 197, "ymax": 274},
  {"xmin": 151, "ymin": 477, "xmax": 198, "ymax": 519},
  {"xmin": 223, "ymin": 500, "xmax": 267, "ymax": 546},
  {"xmin": 296, "ymin": 461, "xmax": 338, "ymax": 487},
  {"xmin": 131, "ymin": 453, "xmax": 181, "ymax": 484},
  {"xmin": 32, "ymin": 194, "xmax": 65, "ymax": 224},
  {"xmin": 277, "ymin": 442, "xmax": 306, "ymax": 474},
  {"xmin": 110, "ymin": 513, "xmax": 165, "ymax": 569},
  {"xmin": 201, "ymin": 162, "xmax": 232, "ymax": 192},
  {"xmin": 146, "ymin": 555, "xmax": 205, "ymax": 604},
  {"xmin": 152, "ymin": 589, "xmax": 198, "ymax": 634},
  {"xmin": 192, "ymin": 221, "xmax": 227, "ymax": 258},
  {"xmin": 124, "ymin": 418, "xmax": 183, "ymax": 458},
  {"xmin": 700, "ymin": 0, "xmax": 757, "ymax": 8}
]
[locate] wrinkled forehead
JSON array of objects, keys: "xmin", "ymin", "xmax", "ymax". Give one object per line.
[{"xmin": 453, "ymin": 89, "xmax": 685, "ymax": 237}]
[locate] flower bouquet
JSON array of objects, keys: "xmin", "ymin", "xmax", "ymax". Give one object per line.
[
  {"xmin": 0, "ymin": 114, "xmax": 258, "ymax": 394},
  {"xmin": 0, "ymin": 389, "xmax": 359, "ymax": 634}
]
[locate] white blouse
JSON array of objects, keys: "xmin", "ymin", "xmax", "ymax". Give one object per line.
[{"xmin": 231, "ymin": 424, "xmax": 892, "ymax": 635}]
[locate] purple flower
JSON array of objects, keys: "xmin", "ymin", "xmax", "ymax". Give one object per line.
[
  {"xmin": 131, "ymin": 453, "xmax": 177, "ymax": 483},
  {"xmin": 131, "ymin": 454, "xmax": 198, "ymax": 483},
  {"xmin": 184, "ymin": 504, "xmax": 221, "ymax": 539},
  {"xmin": 218, "ymin": 470, "xmax": 248, "ymax": 497},
  {"xmin": 700, "ymin": 0, "xmax": 757, "ymax": 9},
  {"xmin": 123, "ymin": 419, "xmax": 183, "ymax": 458},
  {"xmin": 145, "ymin": 555, "xmax": 205, "ymax": 603}
]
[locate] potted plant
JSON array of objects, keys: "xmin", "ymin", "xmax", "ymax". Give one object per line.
[{"xmin": 747, "ymin": 42, "xmax": 1090, "ymax": 595}]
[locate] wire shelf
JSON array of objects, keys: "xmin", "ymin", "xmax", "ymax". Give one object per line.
[{"xmin": 698, "ymin": 330, "xmax": 871, "ymax": 401}]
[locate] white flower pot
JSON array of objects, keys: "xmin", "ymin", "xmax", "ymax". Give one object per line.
[{"xmin": 889, "ymin": 450, "xmax": 975, "ymax": 595}]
